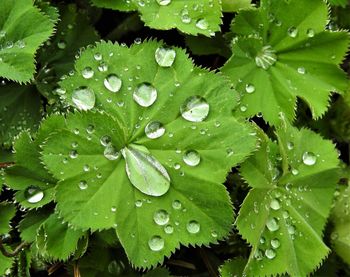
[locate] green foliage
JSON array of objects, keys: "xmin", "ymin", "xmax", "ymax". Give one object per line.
[
  {"xmin": 0, "ymin": 0, "xmax": 349, "ymax": 275},
  {"xmin": 0, "ymin": 0, "xmax": 55, "ymax": 83},
  {"xmin": 221, "ymin": 0, "xmax": 350, "ymax": 125}
]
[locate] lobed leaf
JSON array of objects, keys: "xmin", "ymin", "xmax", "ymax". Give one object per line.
[
  {"xmin": 236, "ymin": 123, "xmax": 339, "ymax": 276},
  {"xmin": 41, "ymin": 40, "xmax": 257, "ymax": 268}
]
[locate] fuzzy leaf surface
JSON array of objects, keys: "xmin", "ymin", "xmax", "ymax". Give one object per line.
[
  {"xmin": 221, "ymin": 0, "xmax": 349, "ymax": 125},
  {"xmin": 0, "ymin": 0, "xmax": 55, "ymax": 82},
  {"xmin": 41, "ymin": 40, "xmax": 257, "ymax": 268},
  {"xmin": 236, "ymin": 124, "xmax": 339, "ymax": 276}
]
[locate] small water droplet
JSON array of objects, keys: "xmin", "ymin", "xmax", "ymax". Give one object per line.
[
  {"xmin": 306, "ymin": 28, "xmax": 315, "ymax": 37},
  {"xmin": 287, "ymin": 27, "xmax": 298, "ymax": 38},
  {"xmin": 196, "ymin": 18, "xmax": 209, "ymax": 30},
  {"xmin": 291, "ymin": 168, "xmax": 299, "ymax": 176},
  {"xmin": 183, "ymin": 150, "xmax": 201, "ymax": 167},
  {"xmin": 57, "ymin": 40, "xmax": 66, "ymax": 49},
  {"xmin": 145, "ymin": 121, "xmax": 165, "ymax": 139},
  {"xmin": 148, "ymin": 236, "xmax": 164, "ymax": 251},
  {"xmin": 155, "ymin": 47, "xmax": 176, "ymax": 67},
  {"xmin": 156, "ymin": 0, "xmax": 171, "ymax": 5},
  {"xmin": 69, "ymin": 150, "xmax": 78, "ymax": 159},
  {"xmin": 104, "ymin": 74, "xmax": 122, "ymax": 93},
  {"xmin": 270, "ymin": 199, "xmax": 281, "ymax": 210},
  {"xmin": 72, "ymin": 87, "xmax": 95, "ymax": 111},
  {"xmin": 135, "ymin": 200, "xmax": 143, "ymax": 207},
  {"xmin": 164, "ymin": 225, "xmax": 174, "ymax": 234},
  {"xmin": 302, "ymin": 152, "xmax": 317, "ymax": 166},
  {"xmin": 297, "ymin": 67, "xmax": 306, "ymax": 74},
  {"xmin": 100, "ymin": 135, "xmax": 111, "ymax": 146},
  {"xmin": 133, "ymin": 83, "xmax": 157, "ymax": 107},
  {"xmin": 82, "ymin": 67, "xmax": 94, "ymax": 79},
  {"xmin": 153, "ymin": 210, "xmax": 170, "ymax": 225},
  {"xmin": 287, "ymin": 142, "xmax": 294, "ymax": 150},
  {"xmin": 287, "ymin": 225, "xmax": 296, "ymax": 235},
  {"xmin": 266, "ymin": 217, "xmax": 279, "ymax": 232},
  {"xmin": 271, "ymin": 238, "xmax": 280, "ymax": 249},
  {"xmin": 104, "ymin": 144, "xmax": 120, "ymax": 160},
  {"xmin": 265, "ymin": 249, "xmax": 276, "ymax": 259},
  {"xmin": 172, "ymin": 200, "xmax": 182, "ymax": 210},
  {"xmin": 187, "ymin": 220, "xmax": 200, "ymax": 234},
  {"xmin": 180, "ymin": 96, "xmax": 209, "ymax": 122},
  {"xmin": 245, "ymin": 84, "xmax": 255, "ymax": 94},
  {"xmin": 79, "ymin": 180, "xmax": 88, "ymax": 190},
  {"xmin": 94, "ymin": 52, "xmax": 102, "ymax": 61},
  {"xmin": 25, "ymin": 186, "xmax": 44, "ymax": 203}
]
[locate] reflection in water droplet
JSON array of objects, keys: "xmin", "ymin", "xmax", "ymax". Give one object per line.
[
  {"xmin": 79, "ymin": 180, "xmax": 88, "ymax": 190},
  {"xmin": 307, "ymin": 28, "xmax": 315, "ymax": 37},
  {"xmin": 271, "ymin": 238, "xmax": 280, "ymax": 249},
  {"xmin": 287, "ymin": 27, "xmax": 298, "ymax": 38},
  {"xmin": 100, "ymin": 135, "xmax": 111, "ymax": 147},
  {"xmin": 72, "ymin": 87, "xmax": 95, "ymax": 111},
  {"xmin": 187, "ymin": 220, "xmax": 200, "ymax": 234},
  {"xmin": 245, "ymin": 84, "xmax": 255, "ymax": 93},
  {"xmin": 183, "ymin": 150, "xmax": 201, "ymax": 167},
  {"xmin": 287, "ymin": 142, "xmax": 294, "ymax": 150},
  {"xmin": 154, "ymin": 210, "xmax": 170, "ymax": 225},
  {"xmin": 270, "ymin": 199, "xmax": 281, "ymax": 210},
  {"xmin": 69, "ymin": 150, "xmax": 78, "ymax": 159},
  {"xmin": 302, "ymin": 152, "xmax": 317, "ymax": 166},
  {"xmin": 148, "ymin": 236, "xmax": 164, "ymax": 251},
  {"xmin": 135, "ymin": 200, "xmax": 143, "ymax": 207},
  {"xmin": 104, "ymin": 74, "xmax": 122, "ymax": 93},
  {"xmin": 196, "ymin": 18, "xmax": 209, "ymax": 30},
  {"xmin": 265, "ymin": 249, "xmax": 276, "ymax": 259},
  {"xmin": 25, "ymin": 186, "xmax": 44, "ymax": 203},
  {"xmin": 164, "ymin": 225, "xmax": 174, "ymax": 234},
  {"xmin": 133, "ymin": 83, "xmax": 157, "ymax": 107},
  {"xmin": 172, "ymin": 200, "xmax": 182, "ymax": 210},
  {"xmin": 155, "ymin": 47, "xmax": 176, "ymax": 67},
  {"xmin": 145, "ymin": 121, "xmax": 165, "ymax": 139},
  {"xmin": 180, "ymin": 96, "xmax": 209, "ymax": 122}
]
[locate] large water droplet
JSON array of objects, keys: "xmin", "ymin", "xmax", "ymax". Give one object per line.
[
  {"xmin": 265, "ymin": 249, "xmax": 276, "ymax": 259},
  {"xmin": 183, "ymin": 150, "xmax": 201, "ymax": 167},
  {"xmin": 25, "ymin": 186, "xmax": 44, "ymax": 203},
  {"xmin": 153, "ymin": 210, "xmax": 170, "ymax": 225},
  {"xmin": 104, "ymin": 144, "xmax": 120, "ymax": 160},
  {"xmin": 180, "ymin": 96, "xmax": 209, "ymax": 122},
  {"xmin": 155, "ymin": 47, "xmax": 176, "ymax": 67},
  {"xmin": 121, "ymin": 144, "xmax": 170, "ymax": 197},
  {"xmin": 255, "ymin": 45, "xmax": 277, "ymax": 70},
  {"xmin": 156, "ymin": 0, "xmax": 171, "ymax": 5},
  {"xmin": 82, "ymin": 67, "xmax": 94, "ymax": 79},
  {"xmin": 145, "ymin": 121, "xmax": 165, "ymax": 139},
  {"xmin": 196, "ymin": 19, "xmax": 209, "ymax": 30},
  {"xmin": 133, "ymin": 83, "xmax": 157, "ymax": 107},
  {"xmin": 104, "ymin": 74, "xmax": 122, "ymax": 93},
  {"xmin": 266, "ymin": 217, "xmax": 279, "ymax": 232},
  {"xmin": 302, "ymin": 152, "xmax": 317, "ymax": 166},
  {"xmin": 148, "ymin": 236, "xmax": 164, "ymax": 251},
  {"xmin": 187, "ymin": 220, "xmax": 200, "ymax": 234},
  {"xmin": 72, "ymin": 87, "xmax": 95, "ymax": 111}
]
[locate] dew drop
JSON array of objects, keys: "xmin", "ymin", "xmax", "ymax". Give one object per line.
[
  {"xmin": 135, "ymin": 200, "xmax": 143, "ymax": 207},
  {"xmin": 187, "ymin": 220, "xmax": 200, "ymax": 234},
  {"xmin": 153, "ymin": 210, "xmax": 170, "ymax": 225},
  {"xmin": 306, "ymin": 28, "xmax": 315, "ymax": 37},
  {"xmin": 271, "ymin": 238, "xmax": 280, "ymax": 249},
  {"xmin": 164, "ymin": 225, "xmax": 174, "ymax": 234},
  {"xmin": 287, "ymin": 142, "xmax": 294, "ymax": 150},
  {"xmin": 302, "ymin": 152, "xmax": 317, "ymax": 166},
  {"xmin": 183, "ymin": 150, "xmax": 201, "ymax": 167},
  {"xmin": 100, "ymin": 135, "xmax": 111, "ymax": 146},
  {"xmin": 57, "ymin": 40, "xmax": 66, "ymax": 49},
  {"xmin": 287, "ymin": 27, "xmax": 298, "ymax": 38},
  {"xmin": 82, "ymin": 67, "xmax": 94, "ymax": 79},
  {"xmin": 104, "ymin": 144, "xmax": 120, "ymax": 160},
  {"xmin": 145, "ymin": 121, "xmax": 165, "ymax": 139},
  {"xmin": 78, "ymin": 180, "xmax": 88, "ymax": 190},
  {"xmin": 287, "ymin": 225, "xmax": 296, "ymax": 235},
  {"xmin": 25, "ymin": 186, "xmax": 44, "ymax": 203},
  {"xmin": 133, "ymin": 83, "xmax": 157, "ymax": 107},
  {"xmin": 148, "ymin": 236, "xmax": 164, "ymax": 251},
  {"xmin": 245, "ymin": 84, "xmax": 255, "ymax": 94},
  {"xmin": 291, "ymin": 168, "xmax": 299, "ymax": 176},
  {"xmin": 266, "ymin": 217, "xmax": 279, "ymax": 232},
  {"xmin": 180, "ymin": 96, "xmax": 209, "ymax": 122},
  {"xmin": 69, "ymin": 150, "xmax": 78, "ymax": 159},
  {"xmin": 265, "ymin": 249, "xmax": 276, "ymax": 259},
  {"xmin": 270, "ymin": 199, "xmax": 281, "ymax": 210},
  {"xmin": 172, "ymin": 200, "xmax": 182, "ymax": 210},
  {"xmin": 156, "ymin": 0, "xmax": 171, "ymax": 5},
  {"xmin": 94, "ymin": 52, "xmax": 102, "ymax": 61},
  {"xmin": 104, "ymin": 74, "xmax": 122, "ymax": 93},
  {"xmin": 297, "ymin": 67, "xmax": 306, "ymax": 74},
  {"xmin": 72, "ymin": 87, "xmax": 95, "ymax": 111},
  {"xmin": 155, "ymin": 47, "xmax": 176, "ymax": 67},
  {"xmin": 196, "ymin": 18, "xmax": 209, "ymax": 30}
]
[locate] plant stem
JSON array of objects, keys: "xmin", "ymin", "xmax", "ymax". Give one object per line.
[
  {"xmin": 0, "ymin": 162, "xmax": 15, "ymax": 169},
  {"xmin": 0, "ymin": 240, "xmax": 30, "ymax": 258}
]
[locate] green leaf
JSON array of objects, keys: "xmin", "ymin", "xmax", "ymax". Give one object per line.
[
  {"xmin": 91, "ymin": 0, "xmax": 222, "ymax": 36},
  {"xmin": 4, "ymin": 115, "xmax": 65, "ymax": 209},
  {"xmin": 0, "ymin": 251, "xmax": 13, "ymax": 276},
  {"xmin": 0, "ymin": 202, "xmax": 16, "ymax": 234},
  {"xmin": 0, "ymin": 0, "xmax": 55, "ymax": 82},
  {"xmin": 236, "ymin": 123, "xmax": 339, "ymax": 276},
  {"xmin": 19, "ymin": 208, "xmax": 52, "ymax": 242},
  {"xmin": 36, "ymin": 4, "xmax": 99, "ymax": 102},
  {"xmin": 331, "ymin": 185, "xmax": 350, "ymax": 265},
  {"xmin": 41, "ymin": 40, "xmax": 257, "ymax": 268},
  {"xmin": 90, "ymin": 0, "xmax": 137, "ymax": 12},
  {"xmin": 185, "ymin": 34, "xmax": 231, "ymax": 58},
  {"xmin": 328, "ymin": 0, "xmax": 348, "ymax": 7},
  {"xmin": 143, "ymin": 267, "xmax": 171, "ymax": 277},
  {"xmin": 0, "ymin": 84, "xmax": 42, "ymax": 148},
  {"xmin": 221, "ymin": 0, "xmax": 350, "ymax": 125},
  {"xmin": 221, "ymin": 0, "xmax": 252, "ymax": 12},
  {"xmin": 219, "ymin": 258, "xmax": 246, "ymax": 277},
  {"xmin": 36, "ymin": 213, "xmax": 86, "ymax": 261}
]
